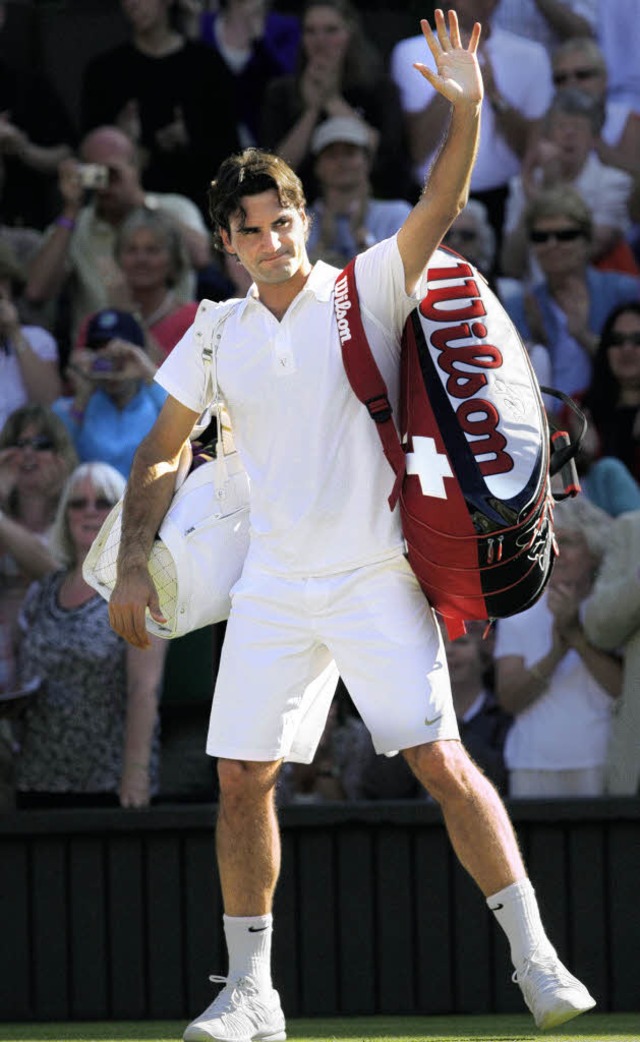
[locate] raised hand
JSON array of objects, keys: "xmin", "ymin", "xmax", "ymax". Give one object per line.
[{"xmin": 413, "ymin": 8, "xmax": 483, "ymax": 107}]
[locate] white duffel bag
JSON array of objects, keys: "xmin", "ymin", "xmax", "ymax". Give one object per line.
[{"xmin": 83, "ymin": 299, "xmax": 250, "ymax": 638}]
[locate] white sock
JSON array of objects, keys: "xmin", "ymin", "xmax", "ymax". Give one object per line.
[
  {"xmin": 223, "ymin": 913, "xmax": 273, "ymax": 989},
  {"xmin": 487, "ymin": 878, "xmax": 556, "ymax": 972}
]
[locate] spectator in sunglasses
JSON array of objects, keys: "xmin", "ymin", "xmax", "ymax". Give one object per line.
[
  {"xmin": 501, "ymin": 89, "xmax": 636, "ymax": 281},
  {"xmin": 502, "ymin": 186, "xmax": 640, "ymax": 399},
  {"xmin": 551, "ymin": 37, "xmax": 640, "ymax": 179},
  {"xmin": 580, "ymin": 301, "xmax": 640, "ymax": 483},
  {"xmin": 53, "ymin": 308, "xmax": 167, "ymax": 478},
  {"xmin": 12, "ymin": 461, "xmax": 165, "ymax": 810}
]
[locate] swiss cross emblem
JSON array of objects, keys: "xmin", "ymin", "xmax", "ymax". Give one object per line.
[{"xmin": 406, "ymin": 436, "xmax": 453, "ymax": 499}]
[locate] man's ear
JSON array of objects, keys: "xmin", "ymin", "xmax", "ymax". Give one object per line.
[{"xmin": 220, "ymin": 228, "xmax": 235, "ymax": 256}]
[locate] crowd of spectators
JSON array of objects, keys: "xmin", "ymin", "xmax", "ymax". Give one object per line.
[{"xmin": 1, "ymin": 0, "xmax": 640, "ymax": 809}]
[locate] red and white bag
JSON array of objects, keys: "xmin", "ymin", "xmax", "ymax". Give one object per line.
[{"xmin": 335, "ymin": 247, "xmax": 582, "ymax": 639}]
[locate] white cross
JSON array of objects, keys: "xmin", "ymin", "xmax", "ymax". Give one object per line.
[{"xmin": 406, "ymin": 436, "xmax": 453, "ymax": 499}]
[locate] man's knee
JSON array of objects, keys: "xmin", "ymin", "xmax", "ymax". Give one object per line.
[
  {"xmin": 217, "ymin": 758, "xmax": 281, "ymax": 806},
  {"xmin": 404, "ymin": 739, "xmax": 482, "ymax": 802}
]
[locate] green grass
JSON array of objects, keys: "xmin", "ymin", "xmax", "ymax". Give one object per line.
[{"xmin": 0, "ymin": 1014, "xmax": 638, "ymax": 1042}]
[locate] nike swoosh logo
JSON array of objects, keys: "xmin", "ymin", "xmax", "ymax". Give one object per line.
[
  {"xmin": 248, "ymin": 926, "xmax": 268, "ymax": 933},
  {"xmin": 424, "ymin": 713, "xmax": 443, "ymax": 726},
  {"xmin": 489, "ymin": 903, "xmax": 504, "ymax": 911}
]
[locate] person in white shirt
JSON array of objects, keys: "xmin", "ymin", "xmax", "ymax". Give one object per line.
[
  {"xmin": 108, "ymin": 11, "xmax": 594, "ymax": 1040},
  {"xmin": 390, "ymin": 0, "xmax": 554, "ymax": 252},
  {"xmin": 494, "ymin": 497, "xmax": 622, "ymax": 797}
]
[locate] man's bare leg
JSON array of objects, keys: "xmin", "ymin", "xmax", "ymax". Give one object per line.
[
  {"xmin": 216, "ymin": 758, "xmax": 282, "ymax": 916},
  {"xmin": 404, "ymin": 739, "xmax": 596, "ymax": 1029},
  {"xmin": 404, "ymin": 739, "xmax": 524, "ymax": 895}
]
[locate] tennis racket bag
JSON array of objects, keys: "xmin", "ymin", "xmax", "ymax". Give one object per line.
[{"xmin": 335, "ymin": 247, "xmax": 582, "ymax": 639}]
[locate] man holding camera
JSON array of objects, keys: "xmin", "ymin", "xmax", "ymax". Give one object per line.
[{"xmin": 25, "ymin": 126, "xmax": 211, "ymax": 342}]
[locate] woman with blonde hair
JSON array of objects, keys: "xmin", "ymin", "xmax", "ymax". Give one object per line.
[{"xmin": 13, "ymin": 461, "xmax": 165, "ymax": 808}]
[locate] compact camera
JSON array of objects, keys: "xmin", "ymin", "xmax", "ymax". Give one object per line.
[{"xmin": 78, "ymin": 163, "xmax": 109, "ymax": 190}]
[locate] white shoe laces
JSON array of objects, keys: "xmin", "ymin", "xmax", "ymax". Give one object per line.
[
  {"xmin": 512, "ymin": 946, "xmax": 580, "ymax": 990},
  {"xmin": 207, "ymin": 975, "xmax": 271, "ymax": 1017}
]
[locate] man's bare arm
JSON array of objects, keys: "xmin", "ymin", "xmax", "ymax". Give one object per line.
[
  {"xmin": 109, "ymin": 394, "xmax": 200, "ymax": 649},
  {"xmin": 397, "ymin": 10, "xmax": 483, "ymax": 294}
]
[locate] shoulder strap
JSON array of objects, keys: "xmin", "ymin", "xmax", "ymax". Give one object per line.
[
  {"xmin": 193, "ymin": 297, "xmax": 239, "ymax": 460},
  {"xmin": 334, "ymin": 259, "xmax": 405, "ymax": 509}
]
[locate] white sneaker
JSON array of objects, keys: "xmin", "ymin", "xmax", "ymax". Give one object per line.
[
  {"xmin": 513, "ymin": 949, "xmax": 596, "ymax": 1029},
  {"xmin": 183, "ymin": 975, "xmax": 286, "ymax": 1042}
]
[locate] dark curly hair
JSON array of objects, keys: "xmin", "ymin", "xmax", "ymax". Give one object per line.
[{"xmin": 207, "ymin": 148, "xmax": 307, "ymax": 252}]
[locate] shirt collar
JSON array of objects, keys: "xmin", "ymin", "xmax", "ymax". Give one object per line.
[{"xmin": 238, "ymin": 258, "xmax": 342, "ymax": 318}]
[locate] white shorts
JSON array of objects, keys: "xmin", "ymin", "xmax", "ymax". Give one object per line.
[{"xmin": 206, "ymin": 554, "xmax": 459, "ymax": 763}]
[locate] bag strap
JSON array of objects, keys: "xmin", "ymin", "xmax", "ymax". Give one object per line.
[
  {"xmin": 192, "ymin": 298, "xmax": 239, "ymax": 488},
  {"xmin": 334, "ymin": 259, "xmax": 406, "ymax": 509}
]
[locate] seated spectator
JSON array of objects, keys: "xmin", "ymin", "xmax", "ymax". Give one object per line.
[
  {"xmin": 0, "ymin": 242, "xmax": 61, "ymax": 431},
  {"xmin": 0, "ymin": 1, "xmax": 75, "ymax": 229},
  {"xmin": 191, "ymin": 0, "xmax": 301, "ymax": 147},
  {"xmin": 551, "ymin": 37, "xmax": 640, "ymax": 178},
  {"xmin": 306, "ymin": 116, "xmax": 411, "ymax": 266},
  {"xmin": 77, "ymin": 209, "xmax": 199, "ymax": 362},
  {"xmin": 580, "ymin": 301, "xmax": 640, "ymax": 482},
  {"xmin": 261, "ymin": 0, "xmax": 413, "ymax": 203},
  {"xmin": 390, "ymin": 0, "xmax": 553, "ymax": 253},
  {"xmin": 494, "ymin": 497, "xmax": 622, "ymax": 798},
  {"xmin": 80, "ymin": 0, "xmax": 240, "ymax": 214},
  {"xmin": 13, "ymin": 462, "xmax": 165, "ymax": 809},
  {"xmin": 25, "ymin": 126, "xmax": 210, "ymax": 343},
  {"xmin": 502, "ymin": 186, "xmax": 640, "ymax": 399},
  {"xmin": 53, "ymin": 309, "xmax": 167, "ymax": 478},
  {"xmin": 444, "ymin": 622, "xmax": 513, "ymax": 795},
  {"xmin": 501, "ymin": 89, "xmax": 637, "ymax": 280},
  {"xmin": 492, "ymin": 0, "xmax": 597, "ymax": 48},
  {"xmin": 583, "ymin": 508, "xmax": 640, "ymax": 794}
]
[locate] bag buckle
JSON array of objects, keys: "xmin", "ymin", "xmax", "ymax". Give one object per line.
[{"xmin": 364, "ymin": 394, "xmax": 392, "ymax": 424}]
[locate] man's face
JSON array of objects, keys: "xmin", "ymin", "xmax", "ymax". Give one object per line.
[
  {"xmin": 80, "ymin": 135, "xmax": 140, "ymax": 219},
  {"xmin": 220, "ymin": 190, "xmax": 310, "ymax": 288},
  {"xmin": 547, "ymin": 113, "xmax": 594, "ymax": 175},
  {"xmin": 315, "ymin": 141, "xmax": 370, "ymax": 193}
]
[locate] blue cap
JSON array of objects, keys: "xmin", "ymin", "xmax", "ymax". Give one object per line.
[{"xmin": 85, "ymin": 309, "xmax": 145, "ymax": 348}]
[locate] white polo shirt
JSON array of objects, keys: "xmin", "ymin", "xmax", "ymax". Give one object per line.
[{"xmin": 156, "ymin": 235, "xmax": 421, "ymax": 577}]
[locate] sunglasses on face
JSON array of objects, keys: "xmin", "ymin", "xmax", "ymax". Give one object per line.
[
  {"xmin": 529, "ymin": 227, "xmax": 584, "ymax": 244},
  {"xmin": 606, "ymin": 331, "xmax": 640, "ymax": 348},
  {"xmin": 67, "ymin": 496, "xmax": 116, "ymax": 512},
  {"xmin": 13, "ymin": 435, "xmax": 56, "ymax": 452},
  {"xmin": 553, "ymin": 67, "xmax": 601, "ymax": 86}
]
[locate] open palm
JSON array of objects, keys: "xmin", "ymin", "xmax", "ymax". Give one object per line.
[{"xmin": 414, "ymin": 8, "xmax": 483, "ymax": 106}]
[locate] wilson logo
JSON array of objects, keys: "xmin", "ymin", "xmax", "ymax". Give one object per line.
[
  {"xmin": 334, "ymin": 274, "xmax": 352, "ymax": 343},
  {"xmin": 420, "ymin": 262, "xmax": 514, "ymax": 477}
]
